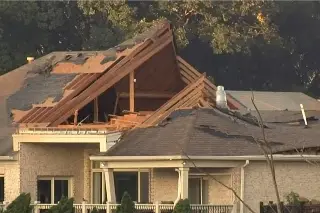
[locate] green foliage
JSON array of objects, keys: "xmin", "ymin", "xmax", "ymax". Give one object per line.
[
  {"xmin": 4, "ymin": 193, "xmax": 32, "ymax": 213},
  {"xmin": 116, "ymin": 192, "xmax": 135, "ymax": 213},
  {"xmin": 91, "ymin": 207, "xmax": 99, "ymax": 213},
  {"xmin": 0, "ymin": 1, "xmax": 319, "ymax": 97},
  {"xmin": 46, "ymin": 196, "xmax": 74, "ymax": 213},
  {"xmin": 173, "ymin": 199, "xmax": 191, "ymax": 213},
  {"xmin": 285, "ymin": 191, "xmax": 301, "ymax": 205}
]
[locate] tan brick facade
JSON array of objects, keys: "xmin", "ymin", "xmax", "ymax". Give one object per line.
[
  {"xmin": 0, "ymin": 160, "xmax": 20, "ymax": 202},
  {"xmin": 19, "ymin": 143, "xmax": 99, "ymax": 203},
  {"xmin": 243, "ymin": 161, "xmax": 320, "ymax": 213},
  {"xmin": 151, "ymin": 168, "xmax": 234, "ymax": 204}
]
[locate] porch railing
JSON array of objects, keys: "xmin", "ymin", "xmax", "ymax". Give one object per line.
[{"xmin": 0, "ymin": 203, "xmax": 233, "ymax": 213}]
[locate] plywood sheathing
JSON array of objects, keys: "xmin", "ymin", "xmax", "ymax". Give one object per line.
[
  {"xmin": 46, "ymin": 24, "xmax": 173, "ymax": 127},
  {"xmin": 115, "ymin": 43, "xmax": 184, "ymax": 94},
  {"xmin": 52, "ymin": 47, "xmax": 138, "ymax": 74}
]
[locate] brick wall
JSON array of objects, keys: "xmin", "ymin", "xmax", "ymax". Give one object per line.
[
  {"xmin": 243, "ymin": 161, "xmax": 320, "ymax": 213},
  {"xmin": 0, "ymin": 160, "xmax": 20, "ymax": 202},
  {"xmin": 19, "ymin": 143, "xmax": 98, "ymax": 203}
]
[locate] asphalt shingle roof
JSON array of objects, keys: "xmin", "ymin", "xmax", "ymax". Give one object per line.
[{"xmin": 105, "ymin": 108, "xmax": 320, "ymax": 157}]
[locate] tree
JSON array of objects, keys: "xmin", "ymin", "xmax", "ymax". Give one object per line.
[
  {"xmin": 46, "ymin": 196, "xmax": 74, "ymax": 213},
  {"xmin": 4, "ymin": 193, "xmax": 32, "ymax": 213},
  {"xmin": 116, "ymin": 192, "xmax": 135, "ymax": 213},
  {"xmin": 173, "ymin": 199, "xmax": 191, "ymax": 213}
]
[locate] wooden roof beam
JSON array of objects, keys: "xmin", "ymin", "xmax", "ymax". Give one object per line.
[
  {"xmin": 48, "ymin": 31, "xmax": 173, "ymax": 127},
  {"xmin": 118, "ymin": 91, "xmax": 175, "ymax": 99}
]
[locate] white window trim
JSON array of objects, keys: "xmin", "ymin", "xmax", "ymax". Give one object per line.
[
  {"xmin": 91, "ymin": 161, "xmax": 149, "ymax": 203},
  {"xmin": 38, "ymin": 177, "xmax": 73, "ymax": 204}
]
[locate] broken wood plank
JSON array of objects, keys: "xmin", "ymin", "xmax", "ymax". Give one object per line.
[
  {"xmin": 94, "ymin": 98, "xmax": 99, "ymax": 122},
  {"xmin": 48, "ymin": 32, "xmax": 173, "ymax": 126},
  {"xmin": 129, "ymin": 71, "xmax": 135, "ymax": 112},
  {"xmin": 118, "ymin": 91, "xmax": 175, "ymax": 99}
]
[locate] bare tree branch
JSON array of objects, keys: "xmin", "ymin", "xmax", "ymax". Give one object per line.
[{"xmin": 251, "ymin": 91, "xmax": 282, "ymax": 213}]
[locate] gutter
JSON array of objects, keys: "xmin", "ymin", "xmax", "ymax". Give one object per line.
[
  {"xmin": 240, "ymin": 160, "xmax": 250, "ymax": 213},
  {"xmin": 90, "ymin": 155, "xmax": 320, "ymax": 161},
  {"xmin": 0, "ymin": 156, "xmax": 16, "ymax": 161}
]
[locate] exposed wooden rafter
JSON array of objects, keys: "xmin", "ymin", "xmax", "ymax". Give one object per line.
[
  {"xmin": 177, "ymin": 56, "xmax": 242, "ymax": 110},
  {"xmin": 129, "ymin": 71, "xmax": 135, "ymax": 112},
  {"xmin": 139, "ymin": 75, "xmax": 205, "ymax": 127},
  {"xmin": 47, "ymin": 26, "xmax": 173, "ymax": 127},
  {"xmin": 118, "ymin": 91, "xmax": 175, "ymax": 99}
]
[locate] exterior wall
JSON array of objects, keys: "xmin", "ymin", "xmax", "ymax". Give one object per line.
[
  {"xmin": 243, "ymin": 161, "xmax": 320, "ymax": 213},
  {"xmin": 151, "ymin": 168, "xmax": 234, "ymax": 204},
  {"xmin": 0, "ymin": 160, "xmax": 20, "ymax": 202},
  {"xmin": 151, "ymin": 168, "xmax": 178, "ymax": 202},
  {"xmin": 19, "ymin": 143, "xmax": 99, "ymax": 203},
  {"xmin": 208, "ymin": 174, "xmax": 233, "ymax": 205}
]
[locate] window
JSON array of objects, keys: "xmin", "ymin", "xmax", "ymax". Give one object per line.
[
  {"xmin": 0, "ymin": 176, "xmax": 4, "ymax": 202},
  {"xmin": 188, "ymin": 177, "xmax": 208, "ymax": 204},
  {"xmin": 91, "ymin": 162, "xmax": 149, "ymax": 204},
  {"xmin": 37, "ymin": 177, "xmax": 72, "ymax": 204}
]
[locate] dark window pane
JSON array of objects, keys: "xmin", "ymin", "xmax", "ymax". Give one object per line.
[
  {"xmin": 93, "ymin": 172, "xmax": 102, "ymax": 204},
  {"xmin": 202, "ymin": 180, "xmax": 208, "ymax": 204},
  {"xmin": 114, "ymin": 172, "xmax": 138, "ymax": 203},
  {"xmin": 139, "ymin": 172, "xmax": 149, "ymax": 203},
  {"xmin": 54, "ymin": 180, "xmax": 68, "ymax": 203},
  {"xmin": 189, "ymin": 178, "xmax": 201, "ymax": 204},
  {"xmin": 37, "ymin": 180, "xmax": 51, "ymax": 204},
  {"xmin": 0, "ymin": 177, "xmax": 4, "ymax": 202}
]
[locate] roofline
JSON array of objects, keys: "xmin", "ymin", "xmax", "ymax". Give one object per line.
[
  {"xmin": 90, "ymin": 154, "xmax": 320, "ymax": 161},
  {"xmin": 0, "ymin": 156, "xmax": 16, "ymax": 161}
]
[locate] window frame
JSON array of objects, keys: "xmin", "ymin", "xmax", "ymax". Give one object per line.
[
  {"xmin": 91, "ymin": 161, "xmax": 150, "ymax": 203},
  {"xmin": 189, "ymin": 176, "xmax": 208, "ymax": 204},
  {"xmin": 37, "ymin": 177, "xmax": 73, "ymax": 204},
  {"xmin": 0, "ymin": 175, "xmax": 4, "ymax": 203},
  {"xmin": 189, "ymin": 173, "xmax": 233, "ymax": 204}
]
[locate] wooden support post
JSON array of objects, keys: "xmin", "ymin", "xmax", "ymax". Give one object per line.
[
  {"xmin": 113, "ymin": 93, "xmax": 119, "ymax": 115},
  {"xmin": 73, "ymin": 110, "xmax": 78, "ymax": 125},
  {"xmin": 129, "ymin": 71, "xmax": 135, "ymax": 112},
  {"xmin": 94, "ymin": 98, "xmax": 99, "ymax": 122}
]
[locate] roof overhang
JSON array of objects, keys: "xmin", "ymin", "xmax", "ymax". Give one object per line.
[
  {"xmin": 90, "ymin": 154, "xmax": 320, "ymax": 169},
  {"xmin": 0, "ymin": 156, "xmax": 16, "ymax": 161},
  {"xmin": 12, "ymin": 130, "xmax": 122, "ymax": 152}
]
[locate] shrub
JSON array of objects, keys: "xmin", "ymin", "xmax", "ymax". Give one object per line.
[
  {"xmin": 116, "ymin": 192, "xmax": 135, "ymax": 213},
  {"xmin": 91, "ymin": 207, "xmax": 99, "ymax": 213},
  {"xmin": 173, "ymin": 199, "xmax": 191, "ymax": 213},
  {"xmin": 46, "ymin": 196, "xmax": 74, "ymax": 213},
  {"xmin": 5, "ymin": 193, "xmax": 32, "ymax": 213}
]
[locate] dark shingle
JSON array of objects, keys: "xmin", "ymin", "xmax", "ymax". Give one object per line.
[{"xmin": 105, "ymin": 108, "xmax": 320, "ymax": 157}]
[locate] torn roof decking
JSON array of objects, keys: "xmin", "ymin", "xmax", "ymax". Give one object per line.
[
  {"xmin": 14, "ymin": 20, "xmax": 172, "ymax": 126},
  {"xmin": 8, "ymin": 19, "xmax": 242, "ymax": 130}
]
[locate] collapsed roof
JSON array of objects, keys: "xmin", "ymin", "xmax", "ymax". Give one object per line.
[{"xmin": 0, "ymin": 20, "xmax": 242, "ymax": 156}]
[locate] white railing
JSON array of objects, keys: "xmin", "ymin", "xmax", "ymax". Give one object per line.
[{"xmin": 0, "ymin": 202, "xmax": 233, "ymax": 213}]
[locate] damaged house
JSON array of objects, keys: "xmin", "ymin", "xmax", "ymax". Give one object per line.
[{"xmin": 0, "ymin": 20, "xmax": 319, "ymax": 213}]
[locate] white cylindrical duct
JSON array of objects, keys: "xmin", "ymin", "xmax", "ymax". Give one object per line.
[{"xmin": 216, "ymin": 85, "xmax": 228, "ymax": 108}]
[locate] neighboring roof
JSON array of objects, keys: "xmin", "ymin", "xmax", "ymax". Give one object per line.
[
  {"xmin": 0, "ymin": 20, "xmax": 168, "ymax": 156},
  {"xmin": 226, "ymin": 91, "xmax": 320, "ymax": 111},
  {"xmin": 105, "ymin": 108, "xmax": 320, "ymax": 157}
]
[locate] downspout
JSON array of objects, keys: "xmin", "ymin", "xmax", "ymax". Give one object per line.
[
  {"xmin": 174, "ymin": 169, "xmax": 181, "ymax": 206},
  {"xmin": 240, "ymin": 160, "xmax": 250, "ymax": 213}
]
